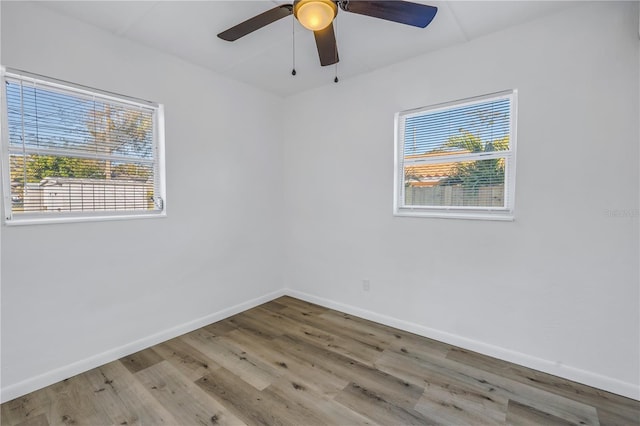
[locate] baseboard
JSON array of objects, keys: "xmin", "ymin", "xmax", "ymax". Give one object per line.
[
  {"xmin": 3, "ymin": 287, "xmax": 638, "ymax": 403},
  {"xmin": 285, "ymin": 289, "xmax": 640, "ymax": 401},
  {"xmin": 0, "ymin": 288, "xmax": 287, "ymax": 403}
]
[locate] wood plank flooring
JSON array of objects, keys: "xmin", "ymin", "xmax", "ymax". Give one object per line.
[{"xmin": 2, "ymin": 296, "xmax": 639, "ymax": 425}]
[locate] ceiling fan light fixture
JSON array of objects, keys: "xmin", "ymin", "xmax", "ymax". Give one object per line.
[{"xmin": 294, "ymin": 0, "xmax": 338, "ymax": 31}]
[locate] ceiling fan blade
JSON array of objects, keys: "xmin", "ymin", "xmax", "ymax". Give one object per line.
[
  {"xmin": 218, "ymin": 5, "xmax": 293, "ymax": 41},
  {"xmin": 314, "ymin": 22, "xmax": 339, "ymax": 66},
  {"xmin": 342, "ymin": 1, "xmax": 437, "ymax": 28}
]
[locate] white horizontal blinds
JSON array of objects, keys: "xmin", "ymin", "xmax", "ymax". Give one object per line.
[
  {"xmin": 400, "ymin": 93, "xmax": 513, "ymax": 210},
  {"xmin": 403, "ymin": 96, "xmax": 511, "ymax": 156},
  {"xmin": 5, "ymin": 74, "xmax": 159, "ymax": 215}
]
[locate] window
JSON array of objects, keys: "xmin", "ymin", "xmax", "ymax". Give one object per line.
[
  {"xmin": 1, "ymin": 68, "xmax": 166, "ymax": 225},
  {"xmin": 394, "ymin": 90, "xmax": 517, "ymax": 220}
]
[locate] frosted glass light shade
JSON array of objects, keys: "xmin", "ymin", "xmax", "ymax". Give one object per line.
[{"xmin": 294, "ymin": 0, "xmax": 337, "ymax": 31}]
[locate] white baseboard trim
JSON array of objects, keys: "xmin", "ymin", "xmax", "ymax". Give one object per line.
[
  {"xmin": 0, "ymin": 288, "xmax": 287, "ymax": 403},
  {"xmin": 3, "ymin": 287, "xmax": 638, "ymax": 403},
  {"xmin": 285, "ymin": 289, "xmax": 640, "ymax": 401}
]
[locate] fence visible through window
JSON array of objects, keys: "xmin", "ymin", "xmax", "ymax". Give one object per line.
[{"xmin": 18, "ymin": 178, "xmax": 154, "ymax": 213}]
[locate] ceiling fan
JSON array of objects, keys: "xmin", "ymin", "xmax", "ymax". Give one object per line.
[{"xmin": 218, "ymin": 0, "xmax": 438, "ymax": 67}]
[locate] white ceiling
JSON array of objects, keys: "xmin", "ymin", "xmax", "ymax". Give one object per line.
[{"xmin": 37, "ymin": 1, "xmax": 583, "ymax": 97}]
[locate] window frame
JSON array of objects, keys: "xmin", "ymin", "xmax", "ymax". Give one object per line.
[
  {"xmin": 0, "ymin": 67, "xmax": 166, "ymax": 226},
  {"xmin": 393, "ymin": 90, "xmax": 517, "ymax": 221}
]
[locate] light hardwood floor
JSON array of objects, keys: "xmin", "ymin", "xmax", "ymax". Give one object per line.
[{"xmin": 2, "ymin": 296, "xmax": 639, "ymax": 425}]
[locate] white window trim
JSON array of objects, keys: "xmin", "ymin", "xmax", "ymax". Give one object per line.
[
  {"xmin": 0, "ymin": 67, "xmax": 167, "ymax": 226},
  {"xmin": 393, "ymin": 90, "xmax": 517, "ymax": 221}
]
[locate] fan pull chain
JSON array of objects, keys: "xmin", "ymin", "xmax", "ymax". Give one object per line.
[
  {"xmin": 291, "ymin": 15, "xmax": 297, "ymax": 76},
  {"xmin": 334, "ymin": 16, "xmax": 339, "ymax": 83}
]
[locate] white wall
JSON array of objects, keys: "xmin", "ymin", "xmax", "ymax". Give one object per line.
[
  {"xmin": 283, "ymin": 2, "xmax": 640, "ymax": 398},
  {"xmin": 0, "ymin": 1, "xmax": 284, "ymax": 401}
]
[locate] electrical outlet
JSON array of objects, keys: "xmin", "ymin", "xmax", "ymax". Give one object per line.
[{"xmin": 362, "ymin": 279, "xmax": 370, "ymax": 291}]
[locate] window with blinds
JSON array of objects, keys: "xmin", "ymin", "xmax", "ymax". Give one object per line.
[
  {"xmin": 1, "ymin": 69, "xmax": 166, "ymax": 224},
  {"xmin": 394, "ymin": 90, "xmax": 517, "ymax": 220}
]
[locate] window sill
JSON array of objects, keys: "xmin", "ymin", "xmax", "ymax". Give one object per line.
[
  {"xmin": 393, "ymin": 208, "xmax": 514, "ymax": 221},
  {"xmin": 4, "ymin": 211, "xmax": 167, "ymax": 226}
]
